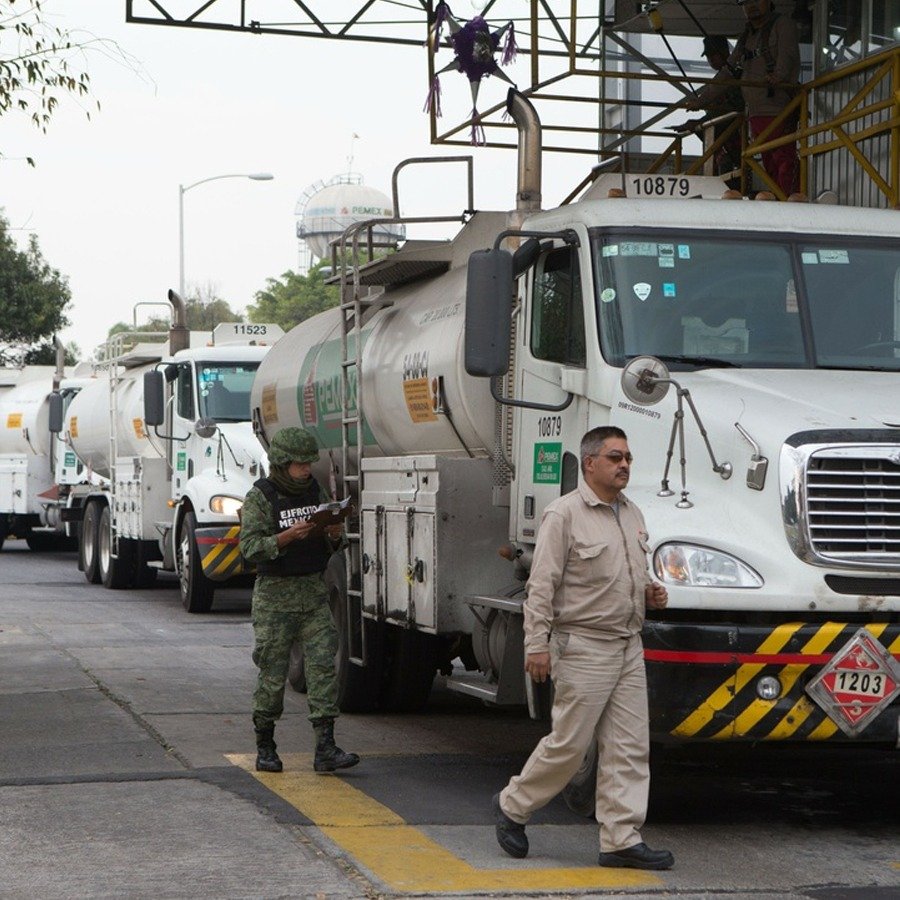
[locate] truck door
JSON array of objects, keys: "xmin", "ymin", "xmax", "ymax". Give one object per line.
[
  {"xmin": 171, "ymin": 362, "xmax": 196, "ymax": 498},
  {"xmin": 511, "ymin": 243, "xmax": 588, "ymax": 543}
]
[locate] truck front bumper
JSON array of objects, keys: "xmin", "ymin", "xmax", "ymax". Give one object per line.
[
  {"xmin": 643, "ymin": 619, "xmax": 900, "ymax": 745},
  {"xmin": 195, "ymin": 525, "xmax": 247, "ymax": 582}
]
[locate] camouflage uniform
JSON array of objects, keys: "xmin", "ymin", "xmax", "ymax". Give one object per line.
[
  {"xmin": 239, "ymin": 426, "xmax": 341, "ymax": 731},
  {"xmin": 240, "ymin": 486, "xmax": 340, "ymax": 728}
]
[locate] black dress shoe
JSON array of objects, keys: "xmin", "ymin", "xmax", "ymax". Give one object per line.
[
  {"xmin": 598, "ymin": 842, "xmax": 674, "ymax": 870},
  {"xmin": 492, "ymin": 793, "xmax": 529, "ymax": 859}
]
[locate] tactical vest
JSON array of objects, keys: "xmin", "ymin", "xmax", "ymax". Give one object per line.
[{"xmin": 253, "ymin": 477, "xmax": 331, "ymax": 577}]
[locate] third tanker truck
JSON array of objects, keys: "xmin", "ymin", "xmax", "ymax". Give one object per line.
[{"xmin": 250, "ymin": 91, "xmax": 899, "ymax": 746}]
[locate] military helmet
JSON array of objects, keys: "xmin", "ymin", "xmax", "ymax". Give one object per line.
[{"xmin": 267, "ymin": 426, "xmax": 319, "ymax": 466}]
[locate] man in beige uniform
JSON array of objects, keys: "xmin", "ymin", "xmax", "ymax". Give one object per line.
[{"xmin": 492, "ymin": 425, "xmax": 673, "ymax": 870}]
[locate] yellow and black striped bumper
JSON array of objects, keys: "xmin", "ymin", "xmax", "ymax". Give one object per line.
[
  {"xmin": 643, "ymin": 619, "xmax": 900, "ymax": 743},
  {"xmin": 195, "ymin": 526, "xmax": 248, "ymax": 582}
]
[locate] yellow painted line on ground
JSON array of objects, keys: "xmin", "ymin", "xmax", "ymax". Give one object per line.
[{"xmin": 227, "ymin": 753, "xmax": 662, "ymax": 894}]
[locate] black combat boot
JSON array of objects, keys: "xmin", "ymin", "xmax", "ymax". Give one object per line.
[
  {"xmin": 255, "ymin": 725, "xmax": 283, "ymax": 773},
  {"xmin": 313, "ymin": 718, "xmax": 360, "ymax": 773}
]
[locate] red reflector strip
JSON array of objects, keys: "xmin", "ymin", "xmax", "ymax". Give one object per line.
[
  {"xmin": 196, "ymin": 536, "xmax": 240, "ymax": 546},
  {"xmin": 644, "ymin": 648, "xmax": 900, "ymax": 665}
]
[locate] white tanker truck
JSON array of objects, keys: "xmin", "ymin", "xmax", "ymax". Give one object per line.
[
  {"xmin": 251, "ymin": 91, "xmax": 900, "ymax": 747},
  {"xmin": 56, "ymin": 293, "xmax": 282, "ymax": 611},
  {"xmin": 0, "ymin": 342, "xmax": 94, "ymax": 552}
]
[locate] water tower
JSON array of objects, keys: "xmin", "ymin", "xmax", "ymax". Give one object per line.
[{"xmin": 295, "ymin": 174, "xmax": 406, "ymax": 273}]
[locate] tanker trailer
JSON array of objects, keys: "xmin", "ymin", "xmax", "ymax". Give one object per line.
[
  {"xmin": 0, "ymin": 348, "xmax": 90, "ymax": 551},
  {"xmin": 63, "ymin": 337, "xmax": 168, "ymax": 586},
  {"xmin": 251, "ymin": 202, "xmax": 522, "ymax": 712},
  {"xmin": 65, "ymin": 293, "xmax": 281, "ymax": 611}
]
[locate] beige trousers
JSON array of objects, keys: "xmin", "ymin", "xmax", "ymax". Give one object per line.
[{"xmin": 500, "ymin": 631, "xmax": 649, "ymax": 852}]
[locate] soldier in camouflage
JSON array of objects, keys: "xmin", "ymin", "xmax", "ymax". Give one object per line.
[{"xmin": 240, "ymin": 426, "xmax": 359, "ymax": 774}]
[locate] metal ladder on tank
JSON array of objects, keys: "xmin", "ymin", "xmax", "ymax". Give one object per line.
[{"xmin": 334, "ymin": 156, "xmax": 475, "ymax": 668}]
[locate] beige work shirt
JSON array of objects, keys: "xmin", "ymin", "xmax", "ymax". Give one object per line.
[{"xmin": 523, "ymin": 482, "xmax": 652, "ymax": 655}]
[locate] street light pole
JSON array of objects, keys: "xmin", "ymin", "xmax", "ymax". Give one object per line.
[{"xmin": 178, "ymin": 172, "xmax": 274, "ymax": 297}]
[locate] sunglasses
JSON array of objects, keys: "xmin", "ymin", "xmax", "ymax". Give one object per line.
[{"xmin": 596, "ymin": 452, "xmax": 634, "ymax": 464}]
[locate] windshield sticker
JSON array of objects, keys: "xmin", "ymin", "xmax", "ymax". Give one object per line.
[
  {"xmin": 785, "ymin": 279, "xmax": 798, "ymax": 313},
  {"xmin": 620, "ymin": 242, "xmax": 658, "ymax": 257},
  {"xmin": 602, "ymin": 244, "xmax": 619, "ymax": 257},
  {"xmin": 633, "ymin": 282, "xmax": 652, "ymax": 302},
  {"xmin": 663, "ymin": 283, "xmax": 677, "ymax": 298},
  {"xmin": 801, "ymin": 252, "xmax": 819, "ymax": 265},
  {"xmin": 658, "ymin": 243, "xmax": 674, "ymax": 258},
  {"xmin": 678, "ymin": 245, "xmax": 691, "ymax": 259},
  {"xmin": 601, "ymin": 288, "xmax": 617, "ymax": 303},
  {"xmin": 819, "ymin": 249, "xmax": 850, "ymax": 264},
  {"xmin": 658, "ymin": 257, "xmax": 675, "ymax": 268}
]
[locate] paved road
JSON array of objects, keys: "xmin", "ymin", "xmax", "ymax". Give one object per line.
[{"xmin": 1, "ymin": 542, "xmax": 898, "ymax": 899}]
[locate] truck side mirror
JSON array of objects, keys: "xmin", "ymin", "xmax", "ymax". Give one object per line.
[
  {"xmin": 143, "ymin": 371, "xmax": 166, "ymax": 426},
  {"xmin": 512, "ymin": 238, "xmax": 541, "ymax": 277},
  {"xmin": 465, "ymin": 248, "xmax": 514, "ymax": 377},
  {"xmin": 48, "ymin": 392, "xmax": 64, "ymax": 434}
]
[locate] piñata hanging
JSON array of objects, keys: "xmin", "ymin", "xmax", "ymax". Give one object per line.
[{"xmin": 424, "ymin": 1, "xmax": 517, "ymax": 145}]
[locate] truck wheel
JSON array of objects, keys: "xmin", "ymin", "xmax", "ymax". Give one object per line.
[
  {"xmin": 98, "ymin": 506, "xmax": 135, "ymax": 590},
  {"xmin": 0, "ymin": 521, "xmax": 7, "ymax": 552},
  {"xmin": 178, "ymin": 512, "xmax": 214, "ymax": 613},
  {"xmin": 26, "ymin": 531, "xmax": 77, "ymax": 552},
  {"xmin": 133, "ymin": 542, "xmax": 158, "ymax": 588},
  {"xmin": 331, "ymin": 587, "xmax": 383, "ymax": 713},
  {"xmin": 287, "ymin": 641, "xmax": 308, "ymax": 693},
  {"xmin": 380, "ymin": 628, "xmax": 438, "ymax": 713},
  {"xmin": 81, "ymin": 502, "xmax": 102, "ymax": 584},
  {"xmin": 562, "ymin": 741, "xmax": 598, "ymax": 818}
]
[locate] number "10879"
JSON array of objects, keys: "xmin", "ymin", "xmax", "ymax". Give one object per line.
[{"xmin": 630, "ymin": 176, "xmax": 691, "ymax": 197}]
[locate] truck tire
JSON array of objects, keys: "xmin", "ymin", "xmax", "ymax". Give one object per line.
[
  {"xmin": 80, "ymin": 502, "xmax": 102, "ymax": 584},
  {"xmin": 178, "ymin": 511, "xmax": 214, "ymax": 613},
  {"xmin": 380, "ymin": 628, "xmax": 438, "ymax": 713},
  {"xmin": 287, "ymin": 641, "xmax": 308, "ymax": 693},
  {"xmin": 133, "ymin": 542, "xmax": 158, "ymax": 588},
  {"xmin": 0, "ymin": 521, "xmax": 7, "ymax": 552},
  {"xmin": 331, "ymin": 586, "xmax": 384, "ymax": 713},
  {"xmin": 562, "ymin": 740, "xmax": 598, "ymax": 818},
  {"xmin": 98, "ymin": 506, "xmax": 135, "ymax": 590},
  {"xmin": 26, "ymin": 531, "xmax": 77, "ymax": 552}
]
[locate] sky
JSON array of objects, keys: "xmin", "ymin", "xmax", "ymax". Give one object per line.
[{"xmin": 0, "ymin": 3, "xmax": 569, "ymax": 357}]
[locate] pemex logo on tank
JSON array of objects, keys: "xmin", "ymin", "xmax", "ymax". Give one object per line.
[{"xmin": 296, "ymin": 335, "xmax": 375, "ymax": 449}]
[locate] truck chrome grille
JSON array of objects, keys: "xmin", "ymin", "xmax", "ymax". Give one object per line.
[{"xmin": 806, "ymin": 450, "xmax": 900, "ymax": 562}]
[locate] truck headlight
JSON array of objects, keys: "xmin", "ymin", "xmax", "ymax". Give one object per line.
[
  {"xmin": 210, "ymin": 495, "xmax": 243, "ymax": 517},
  {"xmin": 653, "ymin": 543, "xmax": 763, "ymax": 588}
]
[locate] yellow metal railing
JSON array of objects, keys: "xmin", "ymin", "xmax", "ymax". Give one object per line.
[{"xmin": 653, "ymin": 44, "xmax": 900, "ymax": 204}]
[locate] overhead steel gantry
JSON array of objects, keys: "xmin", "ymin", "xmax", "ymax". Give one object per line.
[
  {"xmin": 124, "ymin": 1, "xmax": 760, "ymax": 157},
  {"xmin": 125, "ymin": 2, "xmax": 898, "ymax": 205}
]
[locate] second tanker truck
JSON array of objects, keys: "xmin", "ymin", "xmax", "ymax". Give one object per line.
[
  {"xmin": 58, "ymin": 293, "xmax": 282, "ymax": 610},
  {"xmin": 250, "ymin": 91, "xmax": 899, "ymax": 746}
]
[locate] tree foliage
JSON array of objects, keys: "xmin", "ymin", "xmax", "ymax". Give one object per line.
[
  {"xmin": 0, "ymin": 1, "xmax": 99, "ymax": 160},
  {"xmin": 246, "ymin": 262, "xmax": 339, "ymax": 331},
  {"xmin": 22, "ymin": 338, "xmax": 78, "ymax": 365},
  {"xmin": 0, "ymin": 210, "xmax": 71, "ymax": 365}
]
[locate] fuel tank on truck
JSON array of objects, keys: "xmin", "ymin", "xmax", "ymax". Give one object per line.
[
  {"xmin": 65, "ymin": 360, "xmax": 165, "ymax": 479},
  {"xmin": 251, "ymin": 211, "xmax": 508, "ymax": 475},
  {"xmin": 0, "ymin": 373, "xmax": 59, "ymax": 457}
]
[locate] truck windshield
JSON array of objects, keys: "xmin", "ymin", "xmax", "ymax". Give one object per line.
[
  {"xmin": 591, "ymin": 231, "xmax": 900, "ymax": 371},
  {"xmin": 197, "ymin": 363, "xmax": 259, "ymax": 422}
]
